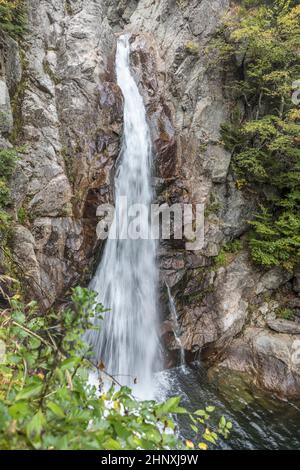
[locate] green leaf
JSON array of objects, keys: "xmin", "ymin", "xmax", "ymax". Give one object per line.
[
  {"xmin": 29, "ymin": 337, "xmax": 41, "ymax": 350},
  {"xmin": 9, "ymin": 402, "xmax": 30, "ymax": 419},
  {"xmin": 55, "ymin": 435, "xmax": 69, "ymax": 450},
  {"xmin": 102, "ymin": 438, "xmax": 122, "ymax": 450},
  {"xmin": 219, "ymin": 416, "xmax": 226, "ymax": 428},
  {"xmin": 16, "ymin": 382, "xmax": 43, "ymax": 401},
  {"xmin": 60, "ymin": 356, "xmax": 81, "ymax": 370},
  {"xmin": 26, "ymin": 410, "xmax": 45, "ymax": 440},
  {"xmin": 155, "ymin": 396, "xmax": 184, "ymax": 416},
  {"xmin": 0, "ymin": 403, "xmax": 10, "ymax": 430},
  {"xmin": 145, "ymin": 428, "xmax": 162, "ymax": 444},
  {"xmin": 206, "ymin": 406, "xmax": 215, "ymax": 413},
  {"xmin": 191, "ymin": 424, "xmax": 198, "ymax": 433},
  {"xmin": 47, "ymin": 402, "xmax": 65, "ymax": 418},
  {"xmin": 203, "ymin": 429, "xmax": 217, "ymax": 445}
]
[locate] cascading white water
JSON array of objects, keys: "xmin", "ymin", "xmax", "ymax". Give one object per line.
[
  {"xmin": 85, "ymin": 34, "xmax": 159, "ymax": 399},
  {"xmin": 166, "ymin": 285, "xmax": 185, "ymax": 367}
]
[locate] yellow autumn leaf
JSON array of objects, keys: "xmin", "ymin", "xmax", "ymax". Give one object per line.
[
  {"xmin": 186, "ymin": 440, "xmax": 194, "ymax": 449},
  {"xmin": 12, "ymin": 294, "xmax": 21, "ymax": 301},
  {"xmin": 198, "ymin": 442, "xmax": 208, "ymax": 450},
  {"xmin": 113, "ymin": 400, "xmax": 120, "ymax": 410}
]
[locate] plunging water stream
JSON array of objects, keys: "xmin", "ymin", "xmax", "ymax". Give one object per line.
[
  {"xmin": 166, "ymin": 285, "xmax": 185, "ymax": 367},
  {"xmin": 85, "ymin": 35, "xmax": 159, "ymax": 399},
  {"xmin": 84, "ymin": 34, "xmax": 300, "ymax": 449}
]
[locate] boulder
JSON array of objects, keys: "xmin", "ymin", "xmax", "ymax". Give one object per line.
[
  {"xmin": 220, "ymin": 328, "xmax": 300, "ymax": 398},
  {"xmin": 12, "ymin": 225, "xmax": 41, "ymax": 298},
  {"xmin": 208, "ymin": 144, "xmax": 232, "ymax": 184},
  {"xmin": 0, "ymin": 80, "xmax": 13, "ymax": 134},
  {"xmin": 256, "ymin": 268, "xmax": 293, "ymax": 294},
  {"xmin": 267, "ymin": 319, "xmax": 300, "ymax": 335}
]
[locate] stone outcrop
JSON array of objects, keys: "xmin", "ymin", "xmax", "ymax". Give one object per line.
[
  {"xmin": 0, "ymin": 79, "xmax": 13, "ymax": 134},
  {"xmin": 0, "ymin": 30, "xmax": 21, "ymax": 139},
  {"xmin": 220, "ymin": 328, "xmax": 300, "ymax": 399},
  {"xmin": 267, "ymin": 319, "xmax": 300, "ymax": 335},
  {"xmin": 1, "ymin": 1, "xmax": 123, "ymax": 307}
]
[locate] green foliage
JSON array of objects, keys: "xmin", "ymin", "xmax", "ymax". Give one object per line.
[
  {"xmin": 0, "ymin": 147, "xmax": 18, "ymax": 180},
  {"xmin": 213, "ymin": 249, "xmax": 227, "ymax": 268},
  {"xmin": 248, "ymin": 207, "xmax": 300, "ymax": 271},
  {"xmin": 0, "ymin": 147, "xmax": 18, "ymax": 274},
  {"xmin": 215, "ymin": 0, "xmax": 300, "ymax": 271},
  {"xmin": 0, "ymin": 147, "xmax": 18, "ymax": 240},
  {"xmin": 0, "ymin": 208, "xmax": 10, "ymax": 231},
  {"xmin": 17, "ymin": 206, "xmax": 27, "ymax": 224},
  {"xmin": 0, "ymin": 1, "xmax": 27, "ymax": 39},
  {"xmin": 0, "ymin": 287, "xmax": 231, "ymax": 450},
  {"xmin": 223, "ymin": 239, "xmax": 243, "ymax": 253},
  {"xmin": 0, "ymin": 147, "xmax": 17, "ymax": 215},
  {"xmin": 213, "ymin": 240, "xmax": 243, "ymax": 269},
  {"xmin": 0, "ymin": 179, "xmax": 10, "ymax": 207},
  {"xmin": 185, "ymin": 41, "xmax": 200, "ymax": 56},
  {"xmin": 276, "ymin": 307, "xmax": 295, "ymax": 320},
  {"xmin": 205, "ymin": 193, "xmax": 222, "ymax": 217},
  {"xmin": 65, "ymin": 0, "xmax": 76, "ymax": 16}
]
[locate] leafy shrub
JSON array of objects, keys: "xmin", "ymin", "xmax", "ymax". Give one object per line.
[
  {"xmin": 0, "ymin": 148, "xmax": 17, "ymax": 220},
  {"xmin": 214, "ymin": 0, "xmax": 300, "ymax": 271},
  {"xmin": 249, "ymin": 208, "xmax": 300, "ymax": 271},
  {"xmin": 223, "ymin": 240, "xmax": 243, "ymax": 253},
  {"xmin": 213, "ymin": 240, "xmax": 243, "ymax": 268},
  {"xmin": 213, "ymin": 249, "xmax": 227, "ymax": 268},
  {"xmin": 276, "ymin": 307, "xmax": 295, "ymax": 320},
  {"xmin": 0, "ymin": 207, "xmax": 10, "ymax": 230},
  {"xmin": 17, "ymin": 206, "xmax": 27, "ymax": 224},
  {"xmin": 205, "ymin": 193, "xmax": 222, "ymax": 216},
  {"xmin": 0, "ymin": 286, "xmax": 231, "ymax": 450},
  {"xmin": 0, "ymin": 147, "xmax": 17, "ymax": 180},
  {"xmin": 0, "ymin": 179, "xmax": 10, "ymax": 207},
  {"xmin": 0, "ymin": 1, "xmax": 26, "ymax": 39}
]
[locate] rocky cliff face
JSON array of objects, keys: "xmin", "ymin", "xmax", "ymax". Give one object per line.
[
  {"xmin": 1, "ymin": 0, "xmax": 123, "ymax": 307},
  {"xmin": 107, "ymin": 0, "xmax": 300, "ymax": 398},
  {"xmin": 1, "ymin": 0, "xmax": 300, "ymax": 398}
]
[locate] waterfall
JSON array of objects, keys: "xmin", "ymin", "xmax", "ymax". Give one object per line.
[
  {"xmin": 85, "ymin": 35, "xmax": 159, "ymax": 399},
  {"xmin": 166, "ymin": 285, "xmax": 185, "ymax": 367}
]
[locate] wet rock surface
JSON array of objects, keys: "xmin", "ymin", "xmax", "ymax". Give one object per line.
[{"xmin": 220, "ymin": 328, "xmax": 300, "ymax": 399}]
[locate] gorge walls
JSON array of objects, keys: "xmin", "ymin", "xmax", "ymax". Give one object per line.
[
  {"xmin": 106, "ymin": 0, "xmax": 300, "ymax": 398},
  {"xmin": 1, "ymin": 0, "xmax": 123, "ymax": 307},
  {"xmin": 1, "ymin": 0, "xmax": 300, "ymax": 398}
]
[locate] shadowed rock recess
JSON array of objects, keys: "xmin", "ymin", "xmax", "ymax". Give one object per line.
[{"xmin": 1, "ymin": 0, "xmax": 300, "ymax": 399}]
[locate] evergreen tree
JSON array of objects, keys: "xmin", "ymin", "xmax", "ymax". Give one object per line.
[{"xmin": 215, "ymin": 0, "xmax": 300, "ymax": 271}]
